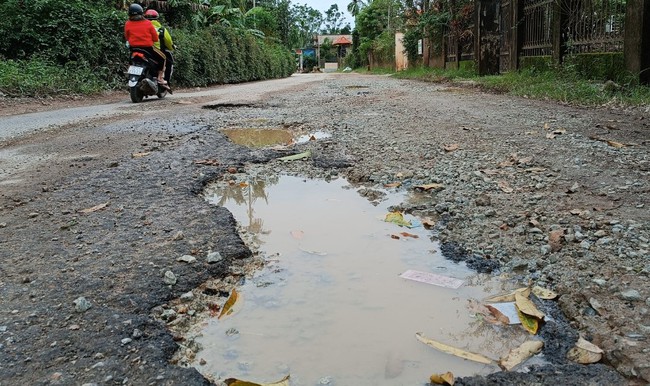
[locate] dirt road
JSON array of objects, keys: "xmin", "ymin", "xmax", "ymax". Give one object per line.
[{"xmin": 0, "ymin": 73, "xmax": 648, "ymax": 385}]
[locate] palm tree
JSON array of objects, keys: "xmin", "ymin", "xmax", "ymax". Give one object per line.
[{"xmin": 347, "ymin": 0, "xmax": 368, "ymax": 16}]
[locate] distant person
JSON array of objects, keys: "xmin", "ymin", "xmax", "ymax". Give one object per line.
[
  {"xmin": 124, "ymin": 4, "xmax": 167, "ymax": 85},
  {"xmin": 144, "ymin": 9, "xmax": 175, "ymax": 85}
]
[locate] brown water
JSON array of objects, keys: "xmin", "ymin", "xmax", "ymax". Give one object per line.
[
  {"xmin": 200, "ymin": 175, "xmax": 530, "ymax": 385},
  {"xmin": 221, "ymin": 128, "xmax": 331, "ymax": 148}
]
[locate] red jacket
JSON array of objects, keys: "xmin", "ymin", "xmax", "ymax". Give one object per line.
[{"xmin": 124, "ymin": 19, "xmax": 159, "ymax": 48}]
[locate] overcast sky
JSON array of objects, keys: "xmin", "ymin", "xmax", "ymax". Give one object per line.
[{"xmin": 294, "ymin": 0, "xmax": 355, "ymax": 26}]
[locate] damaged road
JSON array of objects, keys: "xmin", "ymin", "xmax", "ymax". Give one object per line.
[{"xmin": 0, "ymin": 73, "xmax": 648, "ymax": 385}]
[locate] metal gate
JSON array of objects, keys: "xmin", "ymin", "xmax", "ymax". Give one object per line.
[{"xmin": 499, "ymin": 0, "xmax": 513, "ymax": 72}]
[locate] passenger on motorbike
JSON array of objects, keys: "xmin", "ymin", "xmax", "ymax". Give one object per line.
[
  {"xmin": 124, "ymin": 4, "xmax": 167, "ymax": 85},
  {"xmin": 144, "ymin": 9, "xmax": 175, "ymax": 85}
]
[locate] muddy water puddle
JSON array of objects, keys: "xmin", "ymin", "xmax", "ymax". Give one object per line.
[
  {"xmin": 222, "ymin": 128, "xmax": 331, "ymax": 148},
  {"xmin": 199, "ymin": 176, "xmax": 530, "ymax": 385}
]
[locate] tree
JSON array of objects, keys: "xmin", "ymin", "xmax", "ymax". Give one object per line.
[
  {"xmin": 288, "ymin": 4, "xmax": 322, "ymax": 49},
  {"xmin": 347, "ymin": 0, "xmax": 370, "ymax": 17},
  {"xmin": 322, "ymin": 4, "xmax": 349, "ymax": 34}
]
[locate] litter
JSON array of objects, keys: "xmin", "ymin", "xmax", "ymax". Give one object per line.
[{"xmin": 400, "ymin": 270, "xmax": 464, "ymax": 289}]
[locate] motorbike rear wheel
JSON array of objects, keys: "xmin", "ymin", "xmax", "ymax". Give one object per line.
[{"xmin": 130, "ymin": 86, "xmax": 144, "ymax": 103}]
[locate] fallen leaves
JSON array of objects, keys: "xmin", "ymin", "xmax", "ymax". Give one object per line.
[
  {"xmin": 589, "ymin": 136, "xmax": 630, "ymax": 148},
  {"xmin": 515, "ymin": 291, "xmax": 545, "ymax": 319},
  {"xmin": 194, "ymin": 159, "xmax": 220, "ymax": 166},
  {"xmin": 413, "ymin": 183, "xmax": 444, "ymax": 191},
  {"xmin": 499, "ymin": 341, "xmax": 544, "ymax": 370},
  {"xmin": 443, "ymin": 143, "xmax": 460, "ymax": 152},
  {"xmin": 225, "ymin": 375, "xmax": 290, "ymax": 386},
  {"xmin": 79, "ymin": 202, "xmax": 109, "ymax": 214},
  {"xmin": 277, "ymin": 150, "xmax": 311, "ymax": 161},
  {"xmin": 532, "ymin": 286, "xmax": 558, "ymax": 300},
  {"xmin": 218, "ymin": 289, "xmax": 239, "ymax": 319},
  {"xmin": 468, "ymin": 299, "xmax": 510, "ymax": 326},
  {"xmin": 131, "ymin": 151, "xmax": 151, "ymax": 158},
  {"xmin": 567, "ymin": 337, "xmax": 603, "ymax": 364},
  {"xmin": 385, "ymin": 211, "xmax": 413, "ymax": 228},
  {"xmin": 415, "ymin": 333, "xmax": 493, "ymax": 364},
  {"xmin": 430, "ymin": 371, "xmax": 455, "ymax": 385}
]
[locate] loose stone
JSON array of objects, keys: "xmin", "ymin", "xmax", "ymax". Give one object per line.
[{"xmin": 73, "ymin": 297, "xmax": 92, "ymax": 313}]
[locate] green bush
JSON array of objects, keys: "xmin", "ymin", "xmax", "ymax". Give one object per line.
[{"xmin": 173, "ymin": 25, "xmax": 294, "ymax": 87}]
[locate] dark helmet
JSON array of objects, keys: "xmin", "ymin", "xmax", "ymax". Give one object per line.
[
  {"xmin": 128, "ymin": 4, "xmax": 143, "ymax": 16},
  {"xmin": 144, "ymin": 9, "xmax": 159, "ymax": 20}
]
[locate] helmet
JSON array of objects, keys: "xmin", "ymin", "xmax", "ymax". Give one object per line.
[
  {"xmin": 144, "ymin": 9, "xmax": 159, "ymax": 20},
  {"xmin": 128, "ymin": 4, "xmax": 143, "ymax": 16}
]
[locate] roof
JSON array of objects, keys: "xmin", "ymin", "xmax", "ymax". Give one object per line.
[
  {"xmin": 332, "ymin": 36, "xmax": 353, "ymax": 45},
  {"xmin": 316, "ymin": 34, "xmax": 353, "ymax": 45}
]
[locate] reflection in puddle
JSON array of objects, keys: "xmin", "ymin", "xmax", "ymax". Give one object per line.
[
  {"xmin": 221, "ymin": 128, "xmax": 331, "ymax": 148},
  {"xmin": 200, "ymin": 176, "xmax": 530, "ymax": 385},
  {"xmin": 222, "ymin": 128, "xmax": 294, "ymax": 148}
]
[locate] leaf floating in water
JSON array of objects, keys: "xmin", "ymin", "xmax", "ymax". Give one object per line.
[
  {"xmin": 277, "ymin": 150, "xmax": 311, "ymax": 161},
  {"xmin": 399, "ymin": 232, "xmax": 419, "ymax": 239},
  {"xmin": 567, "ymin": 337, "xmax": 603, "ymax": 364},
  {"xmin": 225, "ymin": 374, "xmax": 290, "ymax": 386},
  {"xmin": 218, "ymin": 289, "xmax": 239, "ymax": 320},
  {"xmin": 415, "ymin": 332, "xmax": 493, "ymax": 364},
  {"xmin": 499, "ymin": 340, "xmax": 544, "ymax": 371},
  {"xmin": 430, "ymin": 371, "xmax": 455, "ymax": 385},
  {"xmin": 532, "ymin": 285, "xmax": 558, "ymax": 300},
  {"xmin": 385, "ymin": 211, "xmax": 413, "ymax": 228}
]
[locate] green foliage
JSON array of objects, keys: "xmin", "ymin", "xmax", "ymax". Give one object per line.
[
  {"xmin": 173, "ymin": 25, "xmax": 294, "ymax": 87},
  {"xmin": 0, "ymin": 0, "xmax": 127, "ymax": 79},
  {"xmin": 402, "ymin": 28, "xmax": 422, "ymax": 65},
  {"xmin": 0, "ymin": 59, "xmax": 107, "ymax": 96}
]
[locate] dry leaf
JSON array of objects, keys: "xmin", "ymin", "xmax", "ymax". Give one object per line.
[
  {"xmin": 548, "ymin": 229, "xmax": 565, "ymax": 252},
  {"xmin": 606, "ymin": 140, "xmax": 625, "ymax": 148},
  {"xmin": 131, "ymin": 152, "xmax": 151, "ymax": 158},
  {"xmin": 277, "ymin": 150, "xmax": 311, "ymax": 161},
  {"xmin": 485, "ymin": 305, "xmax": 511, "ymax": 325},
  {"xmin": 399, "ymin": 232, "xmax": 419, "ymax": 239},
  {"xmin": 546, "ymin": 133, "xmax": 556, "ymax": 139},
  {"xmin": 218, "ymin": 289, "xmax": 239, "ymax": 319},
  {"xmin": 518, "ymin": 157, "xmax": 533, "ymax": 164},
  {"xmin": 515, "ymin": 291, "xmax": 545, "ymax": 319},
  {"xmin": 225, "ymin": 375, "xmax": 290, "ymax": 386},
  {"xmin": 443, "ymin": 144, "xmax": 460, "ymax": 152},
  {"xmin": 481, "ymin": 169, "xmax": 500, "ymax": 176},
  {"xmin": 422, "ymin": 219, "xmax": 436, "ymax": 229},
  {"xmin": 567, "ymin": 337, "xmax": 603, "ymax": 364},
  {"xmin": 194, "ymin": 159, "xmax": 220, "ymax": 166},
  {"xmin": 414, "ymin": 183, "xmax": 444, "ymax": 191},
  {"xmin": 390, "ymin": 234, "xmax": 400, "ymax": 240},
  {"xmin": 517, "ymin": 308, "xmax": 540, "ymax": 334},
  {"xmin": 79, "ymin": 202, "xmax": 109, "ymax": 214},
  {"xmin": 499, "ymin": 341, "xmax": 544, "ymax": 371},
  {"xmin": 384, "ymin": 182, "xmax": 402, "ymax": 188},
  {"xmin": 498, "ymin": 181, "xmax": 514, "ymax": 193},
  {"xmin": 415, "ymin": 332, "xmax": 493, "ymax": 364},
  {"xmin": 532, "ymin": 286, "xmax": 558, "ymax": 300},
  {"xmin": 484, "ymin": 287, "xmax": 531, "ymax": 303},
  {"xmin": 430, "ymin": 371, "xmax": 455, "ymax": 385},
  {"xmin": 385, "ymin": 211, "xmax": 413, "ymax": 228}
]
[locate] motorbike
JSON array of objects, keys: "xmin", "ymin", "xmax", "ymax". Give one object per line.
[{"xmin": 126, "ymin": 48, "xmax": 172, "ymax": 103}]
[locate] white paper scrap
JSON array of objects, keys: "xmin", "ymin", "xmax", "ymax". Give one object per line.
[
  {"xmin": 490, "ymin": 302, "xmax": 521, "ymax": 325},
  {"xmin": 399, "ymin": 269, "xmax": 464, "ymax": 289}
]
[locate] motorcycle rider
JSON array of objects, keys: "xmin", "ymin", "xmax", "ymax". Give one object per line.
[
  {"xmin": 144, "ymin": 9, "xmax": 175, "ymax": 86},
  {"xmin": 124, "ymin": 4, "xmax": 167, "ymax": 85}
]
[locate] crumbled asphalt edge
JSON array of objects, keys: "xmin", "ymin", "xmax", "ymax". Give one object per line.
[{"xmin": 0, "ymin": 122, "xmax": 256, "ymax": 385}]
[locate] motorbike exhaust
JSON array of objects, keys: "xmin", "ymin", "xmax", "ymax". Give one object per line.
[{"xmin": 140, "ymin": 78, "xmax": 158, "ymax": 94}]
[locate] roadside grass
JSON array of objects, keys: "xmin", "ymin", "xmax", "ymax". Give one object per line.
[
  {"xmin": 0, "ymin": 59, "xmax": 112, "ymax": 97},
  {"xmin": 393, "ymin": 66, "xmax": 650, "ymax": 107}
]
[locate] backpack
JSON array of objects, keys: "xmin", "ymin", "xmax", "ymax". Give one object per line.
[{"xmin": 157, "ymin": 27, "xmax": 168, "ymax": 51}]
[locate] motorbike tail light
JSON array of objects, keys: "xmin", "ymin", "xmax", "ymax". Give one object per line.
[{"xmin": 132, "ymin": 52, "xmax": 146, "ymax": 60}]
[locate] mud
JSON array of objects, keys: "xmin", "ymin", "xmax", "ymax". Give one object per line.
[{"xmin": 0, "ymin": 73, "xmax": 648, "ymax": 385}]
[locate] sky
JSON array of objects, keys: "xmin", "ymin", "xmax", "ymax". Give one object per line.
[{"xmin": 295, "ymin": 0, "xmax": 355, "ymax": 26}]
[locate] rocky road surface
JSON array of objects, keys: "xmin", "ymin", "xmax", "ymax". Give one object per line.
[{"xmin": 0, "ymin": 73, "xmax": 648, "ymax": 385}]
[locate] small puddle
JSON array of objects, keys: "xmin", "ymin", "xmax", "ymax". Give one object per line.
[
  {"xmin": 198, "ymin": 176, "xmax": 531, "ymax": 385},
  {"xmin": 221, "ymin": 128, "xmax": 331, "ymax": 148}
]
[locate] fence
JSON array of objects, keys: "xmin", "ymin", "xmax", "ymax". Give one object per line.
[{"xmin": 439, "ymin": 0, "xmax": 649, "ymax": 83}]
